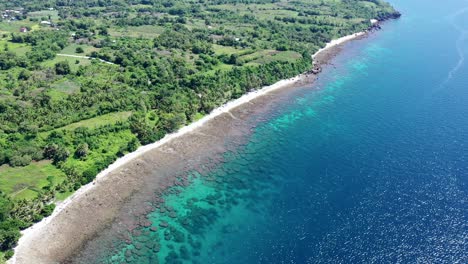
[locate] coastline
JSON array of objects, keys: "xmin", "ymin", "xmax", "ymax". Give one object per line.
[
  {"xmin": 312, "ymin": 32, "xmax": 366, "ymax": 59},
  {"xmin": 10, "ymin": 29, "xmax": 369, "ymax": 264}
]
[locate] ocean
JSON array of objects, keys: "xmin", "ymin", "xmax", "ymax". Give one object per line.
[{"xmin": 74, "ymin": 0, "xmax": 468, "ymax": 263}]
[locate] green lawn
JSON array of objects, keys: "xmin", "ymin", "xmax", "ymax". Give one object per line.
[{"xmin": 0, "ymin": 161, "xmax": 66, "ymax": 200}]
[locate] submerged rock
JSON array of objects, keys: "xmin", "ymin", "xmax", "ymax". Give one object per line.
[
  {"xmin": 135, "ymin": 242, "xmax": 143, "ymax": 250},
  {"xmin": 179, "ymin": 245, "xmax": 190, "ymax": 260},
  {"xmin": 169, "ymin": 211, "xmax": 177, "ymax": 218},
  {"xmin": 153, "ymin": 244, "xmax": 161, "ymax": 253}
]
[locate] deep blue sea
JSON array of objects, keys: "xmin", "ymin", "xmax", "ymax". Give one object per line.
[{"xmin": 77, "ymin": 0, "xmax": 468, "ymax": 263}]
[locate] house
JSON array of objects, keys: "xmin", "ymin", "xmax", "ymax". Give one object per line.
[{"xmin": 20, "ymin": 27, "xmax": 28, "ymax": 33}]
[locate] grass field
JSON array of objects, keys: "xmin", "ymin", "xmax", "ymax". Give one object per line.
[
  {"xmin": 58, "ymin": 111, "xmax": 133, "ymax": 131},
  {"xmin": 38, "ymin": 111, "xmax": 133, "ymax": 140},
  {"xmin": 248, "ymin": 50, "xmax": 302, "ymax": 64},
  {"xmin": 0, "ymin": 21, "xmax": 36, "ymax": 33},
  {"xmin": 204, "ymin": 63, "xmax": 234, "ymax": 76},
  {"xmin": 0, "ymin": 161, "xmax": 66, "ymax": 200},
  {"xmin": 47, "ymin": 78, "xmax": 81, "ymax": 100},
  {"xmin": 109, "ymin": 25, "xmax": 165, "ymax": 38},
  {"xmin": 211, "ymin": 3, "xmax": 299, "ymax": 20},
  {"xmin": 27, "ymin": 10, "xmax": 60, "ymax": 21},
  {"xmin": 213, "ymin": 44, "xmax": 251, "ymax": 55},
  {"xmin": 60, "ymin": 43, "xmax": 99, "ymax": 56},
  {"xmin": 51, "ymin": 78, "xmax": 81, "ymax": 94},
  {"xmin": 42, "ymin": 55, "xmax": 92, "ymax": 71},
  {"xmin": 0, "ymin": 38, "xmax": 31, "ymax": 55}
]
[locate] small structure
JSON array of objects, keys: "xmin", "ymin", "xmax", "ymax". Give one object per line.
[
  {"xmin": 19, "ymin": 27, "xmax": 28, "ymax": 33},
  {"xmin": 40, "ymin": 21, "xmax": 52, "ymax": 25}
]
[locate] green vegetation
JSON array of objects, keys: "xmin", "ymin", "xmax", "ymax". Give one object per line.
[
  {"xmin": 0, "ymin": 161, "xmax": 66, "ymax": 200},
  {"xmin": 0, "ymin": 0, "xmax": 399, "ymax": 259},
  {"xmin": 52, "ymin": 111, "xmax": 132, "ymax": 132}
]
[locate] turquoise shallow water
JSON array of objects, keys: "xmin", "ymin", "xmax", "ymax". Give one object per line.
[{"xmin": 74, "ymin": 0, "xmax": 468, "ymax": 263}]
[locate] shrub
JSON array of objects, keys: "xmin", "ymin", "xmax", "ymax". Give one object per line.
[
  {"xmin": 0, "ymin": 229, "xmax": 20, "ymax": 251},
  {"xmin": 82, "ymin": 167, "xmax": 98, "ymax": 184},
  {"xmin": 43, "ymin": 144, "xmax": 58, "ymax": 159},
  {"xmin": 41, "ymin": 204, "xmax": 56, "ymax": 217},
  {"xmin": 54, "ymin": 61, "xmax": 71, "ymax": 75},
  {"xmin": 74, "ymin": 143, "xmax": 89, "ymax": 159},
  {"xmin": 9, "ymin": 155, "xmax": 32, "ymax": 167},
  {"xmin": 52, "ymin": 147, "xmax": 70, "ymax": 164},
  {"xmin": 4, "ymin": 249, "xmax": 14, "ymax": 259},
  {"xmin": 32, "ymin": 213, "xmax": 43, "ymax": 222},
  {"xmin": 127, "ymin": 138, "xmax": 139, "ymax": 152}
]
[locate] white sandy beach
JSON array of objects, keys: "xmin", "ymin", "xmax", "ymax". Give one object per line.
[
  {"xmin": 9, "ymin": 30, "xmax": 367, "ymax": 264},
  {"xmin": 312, "ymin": 32, "xmax": 366, "ymax": 59}
]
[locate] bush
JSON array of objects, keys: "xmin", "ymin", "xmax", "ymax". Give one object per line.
[
  {"xmin": 4, "ymin": 249, "xmax": 14, "ymax": 259},
  {"xmin": 0, "ymin": 151, "xmax": 7, "ymax": 165},
  {"xmin": 117, "ymin": 145, "xmax": 126, "ymax": 157},
  {"xmin": 32, "ymin": 213, "xmax": 43, "ymax": 222},
  {"xmin": 41, "ymin": 203, "xmax": 56, "ymax": 217},
  {"xmin": 75, "ymin": 46, "xmax": 84, "ymax": 53},
  {"xmin": 15, "ymin": 145, "xmax": 43, "ymax": 161},
  {"xmin": 82, "ymin": 167, "xmax": 98, "ymax": 184},
  {"xmin": 9, "ymin": 155, "xmax": 32, "ymax": 167},
  {"xmin": 0, "ymin": 195, "xmax": 11, "ymax": 222},
  {"xmin": 54, "ymin": 61, "xmax": 71, "ymax": 75},
  {"xmin": 0, "ymin": 229, "xmax": 20, "ymax": 251},
  {"xmin": 52, "ymin": 147, "xmax": 70, "ymax": 164},
  {"xmin": 43, "ymin": 144, "xmax": 58, "ymax": 159},
  {"xmin": 0, "ymin": 219, "xmax": 28, "ymax": 231},
  {"xmin": 74, "ymin": 143, "xmax": 89, "ymax": 159},
  {"xmin": 127, "ymin": 138, "xmax": 139, "ymax": 152}
]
